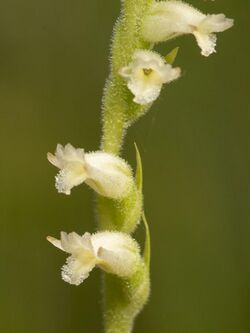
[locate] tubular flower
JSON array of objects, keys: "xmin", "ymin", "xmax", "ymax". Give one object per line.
[
  {"xmin": 119, "ymin": 49, "xmax": 181, "ymax": 105},
  {"xmin": 47, "ymin": 143, "xmax": 133, "ymax": 198},
  {"xmin": 142, "ymin": 1, "xmax": 234, "ymax": 57},
  {"xmin": 47, "ymin": 231, "xmax": 141, "ymax": 286}
]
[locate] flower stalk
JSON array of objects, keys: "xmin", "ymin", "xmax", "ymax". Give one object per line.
[
  {"xmin": 47, "ymin": 1, "xmax": 233, "ymax": 332},
  {"xmin": 103, "ymin": 214, "xmax": 151, "ymax": 333},
  {"xmin": 99, "ymin": 0, "xmax": 155, "ymax": 326},
  {"xmin": 101, "ymin": 0, "xmax": 154, "ymax": 155}
]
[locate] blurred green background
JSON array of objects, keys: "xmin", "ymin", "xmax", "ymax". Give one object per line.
[{"xmin": 0, "ymin": 0, "xmax": 249, "ymax": 332}]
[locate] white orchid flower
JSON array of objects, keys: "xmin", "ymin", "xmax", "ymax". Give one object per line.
[
  {"xmin": 47, "ymin": 231, "xmax": 141, "ymax": 286},
  {"xmin": 142, "ymin": 1, "xmax": 234, "ymax": 56},
  {"xmin": 47, "ymin": 143, "xmax": 133, "ymax": 199},
  {"xmin": 119, "ymin": 49, "xmax": 181, "ymax": 105}
]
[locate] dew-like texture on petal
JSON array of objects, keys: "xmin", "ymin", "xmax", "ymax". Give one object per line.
[
  {"xmin": 142, "ymin": 1, "xmax": 234, "ymax": 56},
  {"xmin": 48, "ymin": 144, "xmax": 133, "ymax": 198},
  {"xmin": 47, "ymin": 231, "xmax": 141, "ymax": 285},
  {"xmin": 193, "ymin": 31, "xmax": 217, "ymax": 57},
  {"xmin": 48, "ymin": 231, "xmax": 97, "ymax": 285},
  {"xmin": 131, "ymin": 83, "xmax": 161, "ymax": 105},
  {"xmin": 47, "ymin": 143, "xmax": 87, "ymax": 194},
  {"xmin": 61, "ymin": 255, "xmax": 96, "ymax": 286},
  {"xmin": 120, "ymin": 49, "xmax": 180, "ymax": 105},
  {"xmin": 195, "ymin": 14, "xmax": 234, "ymax": 56},
  {"xmin": 55, "ymin": 166, "xmax": 87, "ymax": 195}
]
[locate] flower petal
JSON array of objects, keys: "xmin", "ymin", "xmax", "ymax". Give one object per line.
[
  {"xmin": 61, "ymin": 255, "xmax": 96, "ymax": 286},
  {"xmin": 193, "ymin": 31, "xmax": 217, "ymax": 57},
  {"xmin": 47, "ymin": 236, "xmax": 64, "ymax": 251}
]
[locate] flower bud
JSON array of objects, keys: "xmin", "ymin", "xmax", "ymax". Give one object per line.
[
  {"xmin": 47, "ymin": 231, "xmax": 141, "ymax": 286},
  {"xmin": 119, "ymin": 49, "xmax": 180, "ymax": 105},
  {"xmin": 142, "ymin": 1, "xmax": 234, "ymax": 57},
  {"xmin": 47, "ymin": 144, "xmax": 133, "ymax": 199}
]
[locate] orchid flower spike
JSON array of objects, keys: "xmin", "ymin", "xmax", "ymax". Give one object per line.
[
  {"xmin": 47, "ymin": 144, "xmax": 133, "ymax": 199},
  {"xmin": 47, "ymin": 231, "xmax": 141, "ymax": 285},
  {"xmin": 142, "ymin": 1, "xmax": 234, "ymax": 57},
  {"xmin": 119, "ymin": 49, "xmax": 181, "ymax": 105}
]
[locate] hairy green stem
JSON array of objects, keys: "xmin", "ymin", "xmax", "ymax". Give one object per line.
[
  {"xmin": 99, "ymin": 0, "xmax": 153, "ymax": 332},
  {"xmin": 103, "ymin": 213, "xmax": 151, "ymax": 333},
  {"xmin": 101, "ymin": 0, "xmax": 153, "ymax": 155},
  {"xmin": 103, "ymin": 264, "xmax": 150, "ymax": 333}
]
